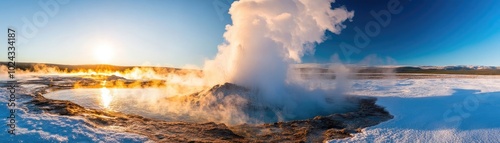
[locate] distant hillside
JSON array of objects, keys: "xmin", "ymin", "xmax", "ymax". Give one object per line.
[
  {"xmin": 294, "ymin": 64, "xmax": 500, "ymax": 75},
  {"xmin": 395, "ymin": 66, "xmax": 500, "ymax": 75},
  {"xmin": 2, "ymin": 62, "xmax": 499, "ymax": 75},
  {"xmin": 0, "ymin": 62, "xmax": 195, "ymax": 73}
]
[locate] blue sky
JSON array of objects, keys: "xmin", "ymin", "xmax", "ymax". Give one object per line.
[
  {"xmin": 1, "ymin": 0, "xmax": 499, "ymax": 67},
  {"xmin": 306, "ymin": 0, "xmax": 500, "ymax": 66}
]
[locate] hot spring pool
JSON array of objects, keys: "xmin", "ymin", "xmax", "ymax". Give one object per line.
[
  {"xmin": 43, "ymin": 86, "xmax": 357, "ymax": 125},
  {"xmin": 43, "ymin": 88, "xmax": 189, "ymax": 121},
  {"xmin": 43, "ymin": 87, "xmax": 285, "ymax": 124}
]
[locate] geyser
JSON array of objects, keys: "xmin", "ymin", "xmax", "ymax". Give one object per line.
[{"xmin": 200, "ymin": 0, "xmax": 356, "ymax": 124}]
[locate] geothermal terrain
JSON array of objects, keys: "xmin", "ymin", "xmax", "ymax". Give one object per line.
[{"xmin": 1, "ymin": 63, "xmax": 499, "ymax": 142}]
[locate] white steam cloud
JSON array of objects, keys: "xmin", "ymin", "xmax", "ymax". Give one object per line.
[
  {"xmin": 205, "ymin": 0, "xmax": 354, "ymax": 87},
  {"xmin": 200, "ymin": 0, "xmax": 355, "ymax": 123}
]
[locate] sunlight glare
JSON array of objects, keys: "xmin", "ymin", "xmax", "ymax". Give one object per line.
[
  {"xmin": 100, "ymin": 81, "xmax": 113, "ymax": 109},
  {"xmin": 94, "ymin": 43, "xmax": 114, "ymax": 64}
]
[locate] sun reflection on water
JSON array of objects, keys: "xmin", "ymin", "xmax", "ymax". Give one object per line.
[{"xmin": 100, "ymin": 81, "xmax": 113, "ymax": 109}]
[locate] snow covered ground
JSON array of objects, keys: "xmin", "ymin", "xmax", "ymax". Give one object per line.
[
  {"xmin": 0, "ymin": 89, "xmax": 152, "ymax": 142},
  {"xmin": 1, "ymin": 75, "xmax": 500, "ymax": 142},
  {"xmin": 331, "ymin": 76, "xmax": 500, "ymax": 142}
]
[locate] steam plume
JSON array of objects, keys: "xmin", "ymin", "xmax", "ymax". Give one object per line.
[
  {"xmin": 201, "ymin": 0, "xmax": 355, "ymax": 123},
  {"xmin": 205, "ymin": 0, "xmax": 354, "ymax": 87}
]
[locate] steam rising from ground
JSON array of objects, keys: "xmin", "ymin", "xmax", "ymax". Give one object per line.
[{"xmin": 4, "ymin": 0, "xmax": 359, "ymax": 125}]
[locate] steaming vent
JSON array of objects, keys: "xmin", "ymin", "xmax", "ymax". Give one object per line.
[{"xmin": 166, "ymin": 82, "xmax": 356, "ymax": 124}]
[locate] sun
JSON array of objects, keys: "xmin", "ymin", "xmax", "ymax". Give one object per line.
[{"xmin": 94, "ymin": 43, "xmax": 114, "ymax": 64}]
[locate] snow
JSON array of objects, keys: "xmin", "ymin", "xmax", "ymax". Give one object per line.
[
  {"xmin": 330, "ymin": 76, "xmax": 500, "ymax": 143},
  {"xmin": 0, "ymin": 89, "xmax": 152, "ymax": 143}
]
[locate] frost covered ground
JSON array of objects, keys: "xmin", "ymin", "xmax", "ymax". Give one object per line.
[
  {"xmin": 1, "ymin": 75, "xmax": 499, "ymax": 142},
  {"xmin": 330, "ymin": 76, "xmax": 500, "ymax": 143},
  {"xmin": 0, "ymin": 88, "xmax": 151, "ymax": 142}
]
